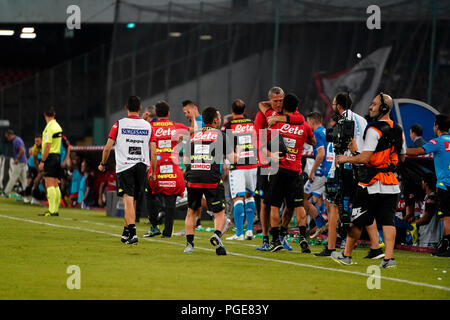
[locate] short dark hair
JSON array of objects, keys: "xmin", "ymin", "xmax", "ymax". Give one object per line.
[
  {"xmin": 127, "ymin": 96, "xmax": 141, "ymax": 112},
  {"xmin": 202, "ymin": 106, "xmax": 219, "ymax": 125},
  {"xmin": 44, "ymin": 107, "xmax": 55, "ymax": 117},
  {"xmin": 182, "ymin": 100, "xmax": 194, "ymax": 107},
  {"xmin": 283, "ymin": 93, "xmax": 299, "ymax": 112},
  {"xmin": 410, "ymin": 123, "xmax": 423, "ymax": 136},
  {"xmin": 435, "ymin": 114, "xmax": 450, "ymax": 132},
  {"xmin": 335, "ymin": 92, "xmax": 352, "ymax": 110},
  {"xmin": 307, "ymin": 112, "xmax": 323, "ymax": 124},
  {"xmin": 35, "ymin": 133, "xmax": 42, "ymax": 138},
  {"xmin": 422, "ymin": 172, "xmax": 436, "ymax": 190},
  {"xmin": 231, "ymin": 99, "xmax": 245, "ymax": 115},
  {"xmin": 5, "ymin": 129, "xmax": 14, "ymax": 136},
  {"xmin": 155, "ymin": 100, "xmax": 170, "ymax": 117}
]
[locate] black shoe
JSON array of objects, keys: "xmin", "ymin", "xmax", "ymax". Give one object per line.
[
  {"xmin": 210, "ymin": 233, "xmax": 227, "ymax": 255},
  {"xmin": 121, "ymin": 231, "xmax": 130, "ymax": 243},
  {"xmin": 38, "ymin": 211, "xmax": 58, "ymax": 217},
  {"xmin": 432, "ymin": 239, "xmax": 449, "ymax": 256},
  {"xmin": 314, "ymin": 247, "xmax": 335, "ymax": 257},
  {"xmin": 364, "ymin": 248, "xmax": 385, "ymax": 259},
  {"xmin": 268, "ymin": 240, "xmax": 283, "ymax": 252},
  {"xmin": 299, "ymin": 236, "xmax": 311, "ymax": 253},
  {"xmin": 125, "ymin": 235, "xmax": 138, "ymax": 245},
  {"xmin": 434, "ymin": 248, "xmax": 450, "ymax": 257},
  {"xmin": 161, "ymin": 235, "xmax": 171, "ymax": 238}
]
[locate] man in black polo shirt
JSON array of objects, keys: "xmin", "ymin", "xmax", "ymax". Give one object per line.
[{"xmin": 184, "ymin": 107, "xmax": 235, "ymax": 255}]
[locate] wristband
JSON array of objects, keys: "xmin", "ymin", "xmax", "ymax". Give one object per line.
[
  {"xmin": 285, "ymin": 115, "xmax": 290, "ymax": 123},
  {"xmin": 100, "ymin": 162, "xmax": 106, "ymax": 166},
  {"xmin": 352, "ymin": 151, "xmax": 360, "ymax": 156}
]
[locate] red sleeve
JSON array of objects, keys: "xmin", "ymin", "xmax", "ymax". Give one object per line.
[
  {"xmin": 150, "ymin": 123, "xmax": 156, "ymax": 142},
  {"xmin": 265, "ymin": 109, "xmax": 276, "ymax": 118},
  {"xmin": 288, "ymin": 112, "xmax": 305, "ymax": 125},
  {"xmin": 175, "ymin": 123, "xmax": 189, "ymax": 131},
  {"xmin": 304, "ymin": 122, "xmax": 313, "ymax": 139},
  {"xmin": 254, "ymin": 111, "xmax": 267, "ymax": 131},
  {"xmin": 108, "ymin": 121, "xmax": 119, "ymax": 141}
]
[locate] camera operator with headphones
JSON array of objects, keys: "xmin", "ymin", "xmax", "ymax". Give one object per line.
[
  {"xmin": 333, "ymin": 93, "xmax": 406, "ymax": 268},
  {"xmin": 315, "ymin": 92, "xmax": 383, "ymax": 259}
]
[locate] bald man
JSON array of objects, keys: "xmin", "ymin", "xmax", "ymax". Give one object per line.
[{"xmin": 332, "ymin": 93, "xmax": 406, "ymax": 268}]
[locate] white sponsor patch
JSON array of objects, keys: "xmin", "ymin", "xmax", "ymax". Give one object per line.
[
  {"xmin": 238, "ymin": 135, "xmax": 252, "ymax": 145},
  {"xmin": 160, "ymin": 165, "xmax": 173, "ymax": 174},
  {"xmin": 159, "ymin": 181, "xmax": 176, "ymax": 188},
  {"xmin": 283, "ymin": 137, "xmax": 296, "ymax": 148},
  {"xmin": 158, "ymin": 140, "xmax": 171, "ymax": 148},
  {"xmin": 194, "ymin": 144, "xmax": 210, "ymax": 154},
  {"xmin": 191, "ymin": 163, "xmax": 211, "ymax": 170}
]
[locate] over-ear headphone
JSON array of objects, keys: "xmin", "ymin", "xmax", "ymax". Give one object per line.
[{"xmin": 379, "ymin": 92, "xmax": 389, "ymax": 115}]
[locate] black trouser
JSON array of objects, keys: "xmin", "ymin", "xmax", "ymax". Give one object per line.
[
  {"xmin": 160, "ymin": 194, "xmax": 177, "ymax": 237},
  {"xmin": 146, "ymin": 191, "xmax": 162, "ymax": 227}
]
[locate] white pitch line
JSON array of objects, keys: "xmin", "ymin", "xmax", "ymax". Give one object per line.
[{"xmin": 1, "ymin": 214, "xmax": 449, "ymax": 293}]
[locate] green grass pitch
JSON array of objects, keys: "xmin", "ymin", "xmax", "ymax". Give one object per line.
[{"xmin": 0, "ymin": 198, "xmax": 449, "ymax": 300}]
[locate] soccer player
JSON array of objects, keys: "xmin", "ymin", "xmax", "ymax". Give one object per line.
[
  {"xmin": 99, "ymin": 96, "xmax": 151, "ymax": 245},
  {"xmin": 263, "ymin": 93, "xmax": 315, "ymax": 252},
  {"xmin": 146, "ymin": 100, "xmax": 189, "ymax": 238},
  {"xmin": 333, "ymin": 93, "xmax": 406, "ymax": 268},
  {"xmin": 37, "ymin": 108, "xmax": 63, "ymax": 217},
  {"xmin": 406, "ymin": 114, "xmax": 450, "ymax": 257},
  {"xmin": 303, "ymin": 112, "xmax": 330, "ymax": 238},
  {"xmin": 183, "ymin": 107, "xmax": 235, "ymax": 255},
  {"xmin": 223, "ymin": 99, "xmax": 258, "ymax": 241},
  {"xmin": 181, "ymin": 100, "xmax": 205, "ymax": 231}
]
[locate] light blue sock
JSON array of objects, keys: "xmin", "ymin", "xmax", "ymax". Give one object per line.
[
  {"xmin": 378, "ymin": 229, "xmax": 385, "ymax": 243},
  {"xmin": 314, "ymin": 214, "xmax": 326, "ymax": 229},
  {"xmin": 245, "ymin": 197, "xmax": 256, "ymax": 233},
  {"xmin": 233, "ymin": 200, "xmax": 245, "ymax": 236}
]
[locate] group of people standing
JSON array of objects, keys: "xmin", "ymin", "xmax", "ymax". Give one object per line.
[{"xmin": 98, "ymin": 88, "xmax": 450, "ymax": 264}]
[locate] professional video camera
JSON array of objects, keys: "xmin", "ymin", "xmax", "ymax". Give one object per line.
[
  {"xmin": 325, "ymin": 114, "xmax": 355, "ymax": 155},
  {"xmin": 325, "ymin": 112, "xmax": 355, "ymax": 235}
]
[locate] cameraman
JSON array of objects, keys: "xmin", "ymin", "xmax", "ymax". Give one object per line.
[
  {"xmin": 316, "ymin": 92, "xmax": 382, "ymax": 258},
  {"xmin": 333, "ymin": 93, "xmax": 406, "ymax": 268}
]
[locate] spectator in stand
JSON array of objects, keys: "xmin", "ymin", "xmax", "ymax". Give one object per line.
[
  {"xmin": 408, "ymin": 124, "xmax": 427, "ymax": 148},
  {"xmin": 2, "ymin": 129, "xmax": 27, "ymax": 198},
  {"xmin": 104, "ymin": 164, "xmax": 117, "ymax": 216},
  {"xmin": 69, "ymin": 156, "xmax": 82, "ymax": 206},
  {"xmin": 77, "ymin": 159, "xmax": 94, "ymax": 209},
  {"xmin": 24, "ymin": 134, "xmax": 42, "ymax": 204},
  {"xmin": 406, "ymin": 114, "xmax": 450, "ymax": 257},
  {"xmin": 414, "ymin": 172, "xmax": 440, "ymax": 248}
]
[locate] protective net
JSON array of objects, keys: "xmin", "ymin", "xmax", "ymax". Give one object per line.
[{"xmin": 107, "ymin": 0, "xmax": 450, "ymax": 128}]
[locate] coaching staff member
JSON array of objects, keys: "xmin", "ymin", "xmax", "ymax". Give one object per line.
[
  {"xmin": 407, "ymin": 114, "xmax": 450, "ymax": 257},
  {"xmin": 183, "ymin": 107, "xmax": 235, "ymax": 255},
  {"xmin": 99, "ymin": 96, "xmax": 151, "ymax": 245},
  {"xmin": 333, "ymin": 93, "xmax": 406, "ymax": 268}
]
